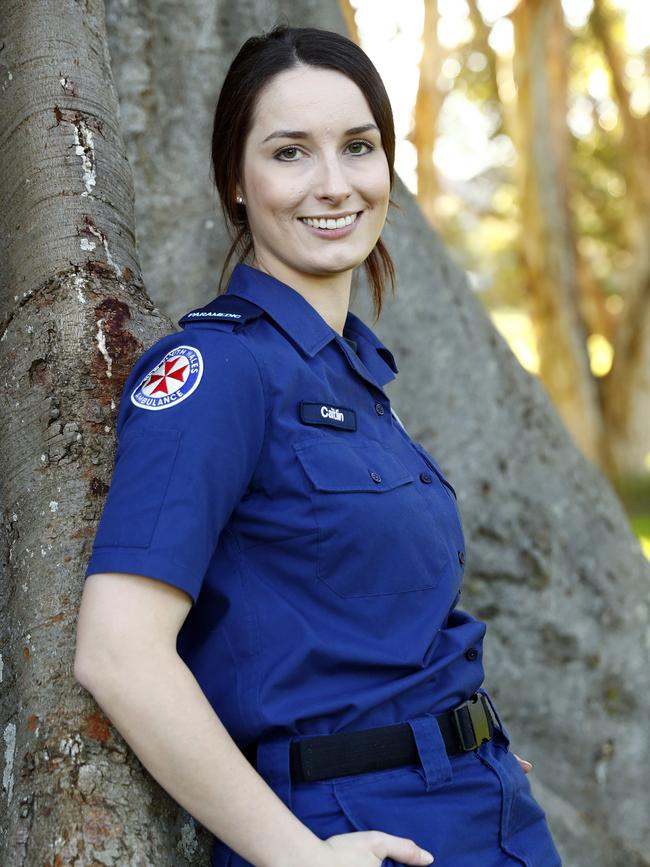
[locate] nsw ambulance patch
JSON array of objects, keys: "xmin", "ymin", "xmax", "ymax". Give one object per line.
[{"xmin": 131, "ymin": 345, "xmax": 203, "ymax": 411}]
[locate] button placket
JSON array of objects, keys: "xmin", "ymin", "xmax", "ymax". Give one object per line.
[{"xmin": 408, "ymin": 441, "xmax": 458, "ymax": 502}]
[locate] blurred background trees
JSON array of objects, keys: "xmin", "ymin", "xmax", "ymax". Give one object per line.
[{"xmin": 342, "ymin": 0, "xmax": 650, "ymax": 556}]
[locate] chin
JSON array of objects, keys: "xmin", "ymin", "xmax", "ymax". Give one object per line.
[
  {"xmin": 311, "ymin": 258, "xmax": 365, "ymax": 276},
  {"xmin": 314, "ymin": 246, "xmax": 372, "ymax": 271}
]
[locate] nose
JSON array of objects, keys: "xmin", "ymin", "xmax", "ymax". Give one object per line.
[{"xmin": 313, "ymin": 150, "xmax": 353, "ymax": 203}]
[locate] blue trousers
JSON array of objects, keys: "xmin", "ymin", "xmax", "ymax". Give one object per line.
[{"xmin": 211, "ymin": 689, "xmax": 563, "ymax": 866}]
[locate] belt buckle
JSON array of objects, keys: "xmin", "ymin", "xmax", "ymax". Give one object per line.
[{"xmin": 451, "ymin": 693, "xmax": 492, "ymax": 751}]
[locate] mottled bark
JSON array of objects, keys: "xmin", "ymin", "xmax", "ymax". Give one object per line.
[
  {"xmin": 0, "ymin": 1, "xmax": 210, "ymax": 864},
  {"xmin": 511, "ymin": 0, "xmax": 606, "ymax": 469}
]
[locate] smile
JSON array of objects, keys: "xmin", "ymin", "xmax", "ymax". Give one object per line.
[{"xmin": 299, "ymin": 212, "xmax": 360, "ymax": 230}]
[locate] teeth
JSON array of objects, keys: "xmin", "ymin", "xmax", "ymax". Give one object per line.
[{"xmin": 301, "ymin": 212, "xmax": 359, "ymax": 229}]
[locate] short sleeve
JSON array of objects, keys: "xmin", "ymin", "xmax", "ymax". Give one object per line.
[{"xmin": 85, "ymin": 329, "xmax": 266, "ymax": 604}]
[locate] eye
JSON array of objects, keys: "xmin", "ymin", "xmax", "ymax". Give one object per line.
[
  {"xmin": 346, "ymin": 140, "xmax": 374, "ymax": 155},
  {"xmin": 274, "ymin": 146, "xmax": 303, "ymax": 162}
]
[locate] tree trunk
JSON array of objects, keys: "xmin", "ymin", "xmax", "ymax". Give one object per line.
[
  {"xmin": 2, "ymin": 1, "xmax": 649, "ymax": 866},
  {"xmin": 590, "ymin": 0, "xmax": 650, "ymax": 477},
  {"xmin": 338, "ymin": 0, "xmax": 360, "ymax": 45},
  {"xmin": 0, "ymin": 1, "xmax": 212, "ymax": 863},
  {"xmin": 511, "ymin": 0, "xmax": 606, "ymax": 469},
  {"xmin": 414, "ymin": 0, "xmax": 443, "ymax": 226}
]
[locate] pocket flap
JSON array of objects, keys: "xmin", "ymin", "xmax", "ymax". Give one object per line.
[{"xmin": 293, "ymin": 440, "xmax": 413, "ymax": 493}]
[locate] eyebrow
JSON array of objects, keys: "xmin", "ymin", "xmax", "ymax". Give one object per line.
[{"xmin": 260, "ymin": 123, "xmax": 380, "ymax": 144}]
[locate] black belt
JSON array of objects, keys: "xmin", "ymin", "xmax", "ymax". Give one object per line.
[{"xmin": 242, "ymin": 692, "xmax": 497, "ymax": 784}]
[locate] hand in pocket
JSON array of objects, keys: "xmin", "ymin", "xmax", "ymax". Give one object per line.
[{"xmin": 321, "ymin": 829, "xmax": 434, "ymax": 866}]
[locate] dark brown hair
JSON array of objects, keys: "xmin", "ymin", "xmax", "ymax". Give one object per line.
[{"xmin": 210, "ymin": 22, "xmax": 399, "ymax": 322}]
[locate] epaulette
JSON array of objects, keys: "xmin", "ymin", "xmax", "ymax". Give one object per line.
[{"xmin": 177, "ymin": 294, "xmax": 266, "ymax": 330}]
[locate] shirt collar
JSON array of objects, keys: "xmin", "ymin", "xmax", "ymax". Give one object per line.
[{"xmin": 225, "ymin": 263, "xmax": 398, "ymax": 385}]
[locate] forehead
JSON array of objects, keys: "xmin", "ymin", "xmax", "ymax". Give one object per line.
[{"xmin": 250, "ymin": 66, "xmax": 376, "ymax": 134}]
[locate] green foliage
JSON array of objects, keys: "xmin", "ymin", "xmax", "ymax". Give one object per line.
[{"xmin": 427, "ymin": 3, "xmax": 645, "ymax": 317}]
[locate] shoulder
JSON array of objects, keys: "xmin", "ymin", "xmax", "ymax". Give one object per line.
[
  {"xmin": 115, "ymin": 299, "xmax": 267, "ymax": 434},
  {"xmin": 177, "ymin": 293, "xmax": 265, "ymax": 331}
]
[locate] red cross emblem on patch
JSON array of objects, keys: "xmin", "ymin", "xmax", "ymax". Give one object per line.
[
  {"xmin": 131, "ymin": 345, "xmax": 204, "ymax": 411},
  {"xmin": 143, "ymin": 356, "xmax": 189, "ymax": 397}
]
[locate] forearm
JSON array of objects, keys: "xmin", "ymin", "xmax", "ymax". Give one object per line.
[{"xmin": 77, "ymin": 651, "xmax": 325, "ymax": 867}]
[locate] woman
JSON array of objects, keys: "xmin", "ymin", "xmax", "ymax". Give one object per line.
[{"xmin": 74, "ymin": 23, "xmax": 563, "ymax": 867}]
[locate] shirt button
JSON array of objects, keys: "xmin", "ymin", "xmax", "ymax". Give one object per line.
[
  {"xmin": 458, "ymin": 550, "xmax": 466, "ymax": 565},
  {"xmin": 374, "ymin": 402, "xmax": 385, "ymax": 415},
  {"xmin": 419, "ymin": 472, "xmax": 432, "ymax": 484},
  {"xmin": 465, "ymin": 648, "xmax": 479, "ymax": 661},
  {"xmin": 370, "ymin": 471, "xmax": 382, "ymax": 484}
]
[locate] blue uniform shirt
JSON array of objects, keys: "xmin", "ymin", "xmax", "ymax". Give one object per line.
[{"xmin": 86, "ymin": 262, "xmax": 487, "ymax": 749}]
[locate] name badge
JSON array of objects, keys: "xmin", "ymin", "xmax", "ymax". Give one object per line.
[{"xmin": 299, "ymin": 401, "xmax": 357, "ymax": 431}]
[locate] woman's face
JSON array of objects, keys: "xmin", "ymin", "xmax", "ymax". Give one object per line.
[{"xmin": 238, "ymin": 65, "xmax": 391, "ymax": 287}]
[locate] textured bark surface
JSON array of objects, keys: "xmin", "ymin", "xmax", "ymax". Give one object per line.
[
  {"xmin": 2, "ymin": 0, "xmax": 649, "ymax": 865},
  {"xmin": 0, "ymin": 1, "xmax": 211, "ymax": 864}
]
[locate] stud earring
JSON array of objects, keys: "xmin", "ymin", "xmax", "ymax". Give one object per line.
[{"xmin": 236, "ymin": 195, "xmax": 245, "ymax": 205}]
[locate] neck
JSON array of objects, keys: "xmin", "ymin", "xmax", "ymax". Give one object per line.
[{"xmin": 251, "ymin": 254, "xmax": 352, "ymax": 336}]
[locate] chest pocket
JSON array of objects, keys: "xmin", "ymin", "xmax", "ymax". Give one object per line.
[{"xmin": 293, "ymin": 439, "xmax": 451, "ymax": 598}]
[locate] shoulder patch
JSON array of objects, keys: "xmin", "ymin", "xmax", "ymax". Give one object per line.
[
  {"xmin": 177, "ymin": 294, "xmax": 265, "ymax": 329},
  {"xmin": 131, "ymin": 345, "xmax": 203, "ymax": 411}
]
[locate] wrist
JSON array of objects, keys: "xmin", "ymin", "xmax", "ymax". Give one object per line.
[{"xmin": 264, "ymin": 834, "xmax": 329, "ymax": 867}]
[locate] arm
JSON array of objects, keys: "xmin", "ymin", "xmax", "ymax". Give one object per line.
[{"xmin": 74, "ymin": 571, "xmax": 326, "ymax": 867}]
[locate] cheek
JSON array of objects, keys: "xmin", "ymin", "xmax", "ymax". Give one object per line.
[
  {"xmin": 351, "ymin": 159, "xmax": 390, "ymax": 210},
  {"xmin": 366, "ymin": 164, "xmax": 391, "ymax": 205},
  {"xmin": 250, "ymin": 176, "xmax": 306, "ymax": 222}
]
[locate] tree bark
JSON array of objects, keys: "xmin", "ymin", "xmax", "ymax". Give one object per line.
[
  {"xmin": 511, "ymin": 0, "xmax": 606, "ymax": 469},
  {"xmin": 0, "ymin": 1, "xmax": 212, "ymax": 863}
]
